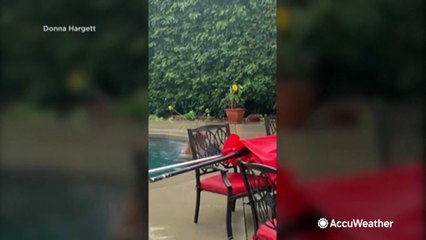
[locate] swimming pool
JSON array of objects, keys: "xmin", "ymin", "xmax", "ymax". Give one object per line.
[{"xmin": 148, "ymin": 137, "xmax": 185, "ymax": 178}]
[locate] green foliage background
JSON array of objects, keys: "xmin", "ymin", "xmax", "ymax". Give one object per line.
[{"xmin": 149, "ymin": 0, "xmax": 276, "ymax": 117}]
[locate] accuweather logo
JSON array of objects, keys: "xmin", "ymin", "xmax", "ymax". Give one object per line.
[
  {"xmin": 318, "ymin": 218, "xmax": 394, "ymax": 229},
  {"xmin": 318, "ymin": 218, "xmax": 329, "ymax": 229}
]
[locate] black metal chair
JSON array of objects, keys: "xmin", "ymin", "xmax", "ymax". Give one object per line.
[
  {"xmin": 187, "ymin": 124, "xmax": 248, "ymax": 239},
  {"xmin": 264, "ymin": 115, "xmax": 276, "ymax": 135},
  {"xmin": 238, "ymin": 161, "xmax": 277, "ymax": 240}
]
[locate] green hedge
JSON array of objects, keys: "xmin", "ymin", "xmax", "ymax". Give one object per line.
[{"xmin": 149, "ymin": 0, "xmax": 276, "ymax": 117}]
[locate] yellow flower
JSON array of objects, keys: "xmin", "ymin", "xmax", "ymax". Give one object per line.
[
  {"xmin": 168, "ymin": 105, "xmax": 173, "ymax": 111},
  {"xmin": 231, "ymin": 84, "xmax": 238, "ymax": 93}
]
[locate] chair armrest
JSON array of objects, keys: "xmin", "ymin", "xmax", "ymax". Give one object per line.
[
  {"xmin": 211, "ymin": 166, "xmax": 232, "ymax": 190},
  {"xmin": 211, "ymin": 165, "xmax": 228, "ymax": 173}
]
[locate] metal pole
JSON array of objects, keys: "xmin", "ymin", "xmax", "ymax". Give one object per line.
[
  {"xmin": 148, "ymin": 154, "xmax": 222, "ymax": 174},
  {"xmin": 149, "ymin": 150, "xmax": 243, "ymax": 183}
]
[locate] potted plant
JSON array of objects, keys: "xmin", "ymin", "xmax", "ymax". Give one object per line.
[{"xmin": 224, "ymin": 83, "xmax": 245, "ymax": 124}]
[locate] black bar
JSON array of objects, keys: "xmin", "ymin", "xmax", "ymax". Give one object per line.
[{"xmin": 149, "ymin": 149, "xmax": 248, "ymax": 183}]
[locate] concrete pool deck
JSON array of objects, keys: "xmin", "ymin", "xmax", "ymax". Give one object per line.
[{"xmin": 148, "ymin": 119, "xmax": 269, "ymax": 140}]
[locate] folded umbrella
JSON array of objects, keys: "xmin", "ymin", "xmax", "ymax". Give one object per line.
[{"xmin": 222, "ymin": 134, "xmax": 277, "ymax": 167}]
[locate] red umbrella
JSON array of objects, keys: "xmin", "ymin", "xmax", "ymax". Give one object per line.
[{"xmin": 222, "ymin": 134, "xmax": 277, "ymax": 167}]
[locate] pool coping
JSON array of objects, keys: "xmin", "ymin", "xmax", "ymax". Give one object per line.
[{"xmin": 148, "ymin": 133, "xmax": 188, "ymax": 142}]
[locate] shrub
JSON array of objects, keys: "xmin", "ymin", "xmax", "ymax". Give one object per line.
[
  {"xmin": 149, "ymin": 0, "xmax": 276, "ymax": 117},
  {"xmin": 183, "ymin": 110, "xmax": 196, "ymax": 120}
]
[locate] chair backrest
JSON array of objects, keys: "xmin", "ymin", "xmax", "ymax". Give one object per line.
[
  {"xmin": 264, "ymin": 115, "xmax": 276, "ymax": 135},
  {"xmin": 239, "ymin": 161, "xmax": 277, "ymax": 232},
  {"xmin": 187, "ymin": 124, "xmax": 232, "ymax": 176}
]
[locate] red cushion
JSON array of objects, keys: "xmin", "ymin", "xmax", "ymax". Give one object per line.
[
  {"xmin": 199, "ymin": 172, "xmax": 246, "ymax": 195},
  {"xmin": 254, "ymin": 220, "xmax": 277, "ymax": 240}
]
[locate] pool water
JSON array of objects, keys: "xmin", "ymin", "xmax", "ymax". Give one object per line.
[{"xmin": 148, "ymin": 138, "xmax": 185, "ymax": 178}]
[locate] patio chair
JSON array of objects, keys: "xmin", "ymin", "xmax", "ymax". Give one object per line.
[
  {"xmin": 264, "ymin": 115, "xmax": 276, "ymax": 135},
  {"xmin": 187, "ymin": 124, "xmax": 248, "ymax": 240},
  {"xmin": 238, "ymin": 161, "xmax": 277, "ymax": 240}
]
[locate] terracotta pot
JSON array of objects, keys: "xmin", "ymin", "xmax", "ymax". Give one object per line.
[{"xmin": 225, "ymin": 108, "xmax": 245, "ymax": 124}]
